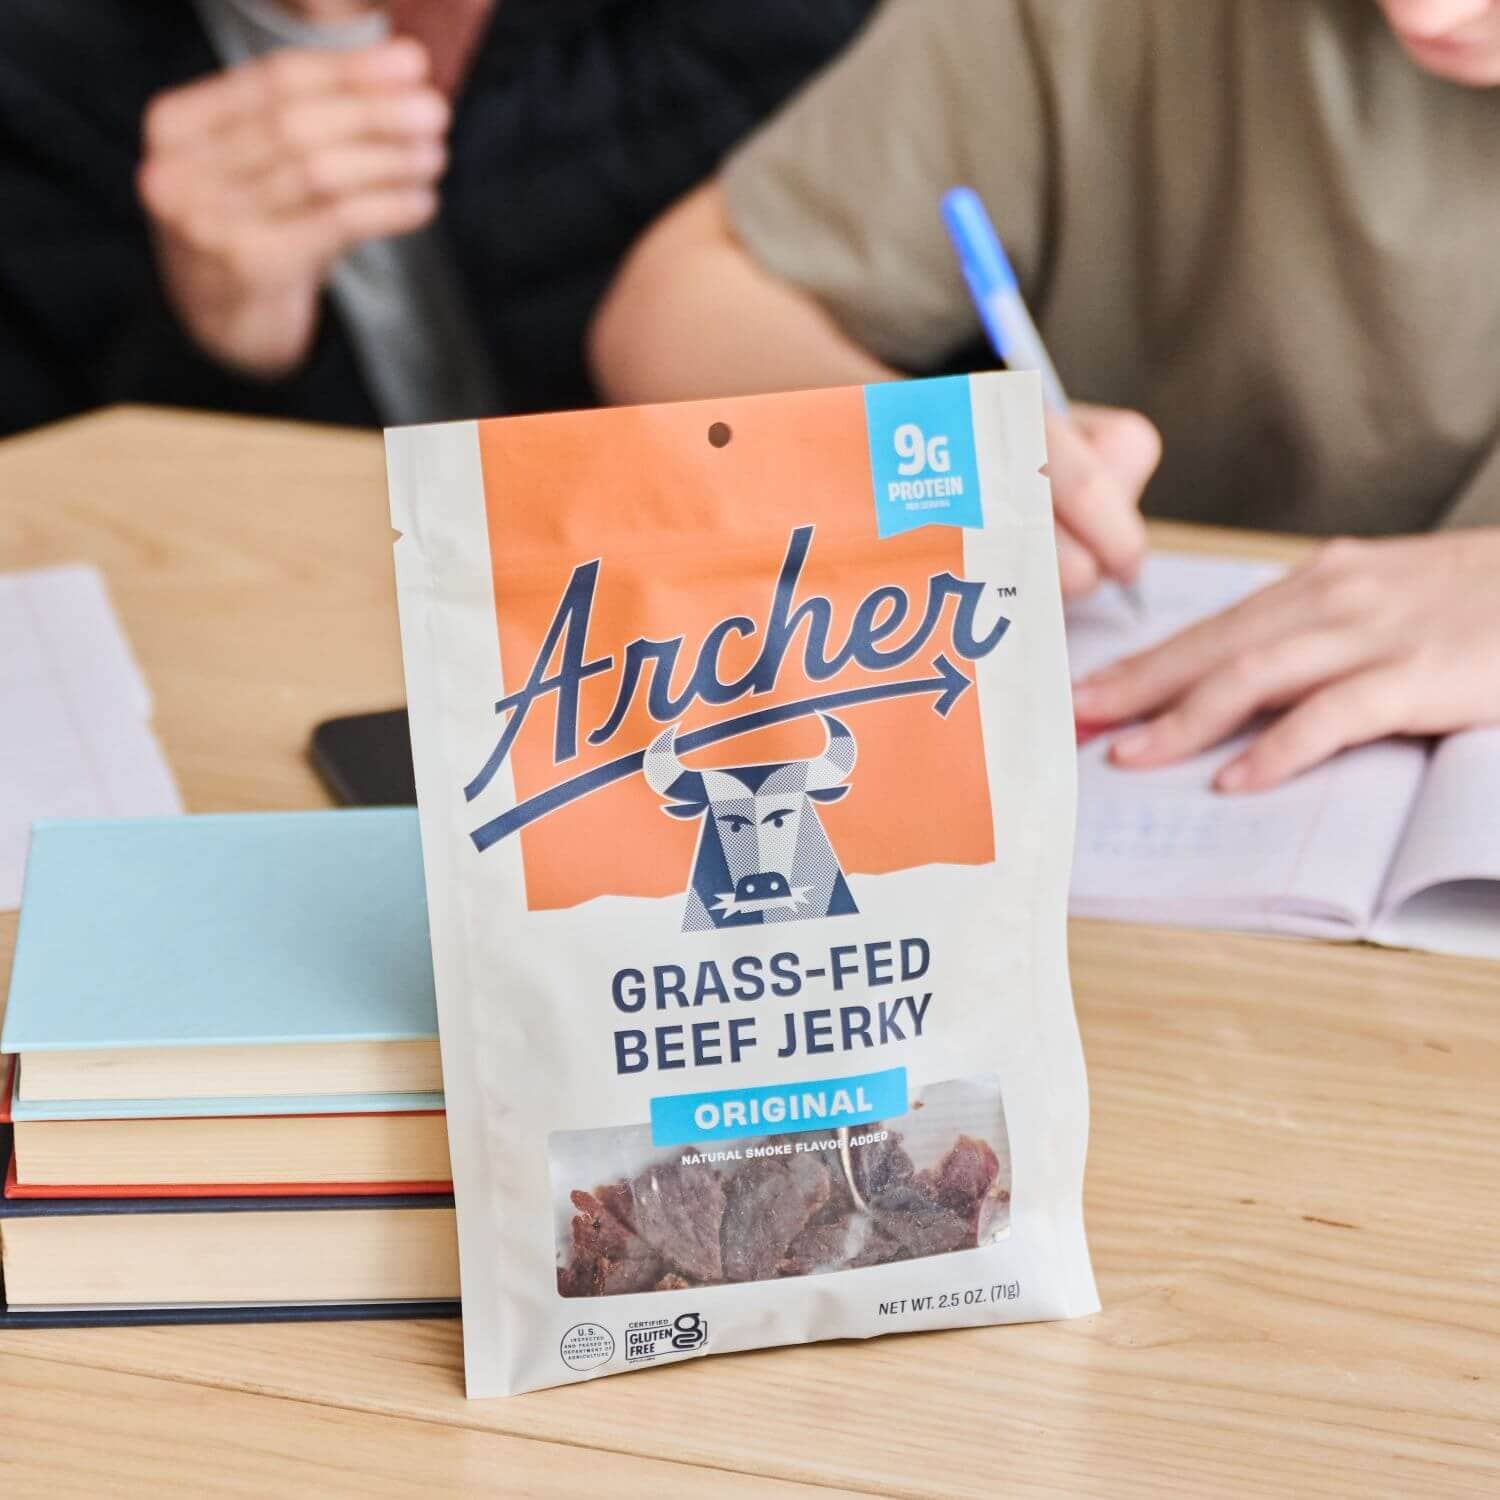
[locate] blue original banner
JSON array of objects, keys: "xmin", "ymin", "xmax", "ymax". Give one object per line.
[{"xmin": 650, "ymin": 1066, "xmax": 908, "ymax": 1147}]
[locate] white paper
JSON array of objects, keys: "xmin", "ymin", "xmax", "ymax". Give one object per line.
[
  {"xmin": 1369, "ymin": 727, "xmax": 1500, "ymax": 957},
  {"xmin": 1070, "ymin": 732, "xmax": 1426, "ymax": 936},
  {"xmin": 1064, "ymin": 552, "xmax": 1285, "ymax": 681},
  {"xmin": 0, "ymin": 565, "xmax": 182, "ymax": 908}
]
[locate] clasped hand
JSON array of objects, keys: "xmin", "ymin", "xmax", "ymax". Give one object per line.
[{"xmin": 137, "ymin": 39, "xmax": 449, "ymax": 377}]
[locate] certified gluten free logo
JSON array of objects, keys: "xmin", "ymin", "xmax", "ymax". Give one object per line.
[
  {"xmin": 559, "ymin": 1322, "xmax": 615, "ymax": 1372},
  {"xmin": 625, "ymin": 1311, "xmax": 709, "ymax": 1365}
]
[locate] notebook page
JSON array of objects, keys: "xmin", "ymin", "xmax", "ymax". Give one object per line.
[
  {"xmin": 1066, "ymin": 553, "xmax": 1285, "ymax": 681},
  {"xmin": 1067, "ymin": 555, "xmax": 1427, "ymax": 935},
  {"xmin": 0, "ymin": 565, "xmax": 182, "ymax": 909},
  {"xmin": 1369, "ymin": 727, "xmax": 1500, "ymax": 958}
]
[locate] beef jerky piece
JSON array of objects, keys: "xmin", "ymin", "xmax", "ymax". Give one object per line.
[
  {"xmin": 869, "ymin": 1182, "xmax": 975, "ymax": 1259},
  {"xmin": 816, "ymin": 1163, "xmax": 856, "ymax": 1222},
  {"xmin": 852, "ymin": 1227, "xmax": 910, "ymax": 1268},
  {"xmin": 810, "ymin": 1128, "xmax": 910, "ymax": 1222},
  {"xmin": 849, "ymin": 1129, "xmax": 915, "ymax": 1202},
  {"xmin": 735, "ymin": 1140, "xmax": 840, "ymax": 1200},
  {"xmin": 564, "ymin": 1187, "xmax": 664, "ymax": 1297},
  {"xmin": 597, "ymin": 1252, "xmax": 667, "ymax": 1296},
  {"xmin": 781, "ymin": 1212, "xmax": 909, "ymax": 1276},
  {"xmin": 595, "ymin": 1180, "xmax": 638, "ymax": 1232},
  {"xmin": 779, "ymin": 1215, "xmax": 859, "ymax": 1276},
  {"xmin": 915, "ymin": 1134, "xmax": 1001, "ymax": 1217},
  {"xmin": 630, "ymin": 1161, "xmax": 726, "ymax": 1283},
  {"xmin": 721, "ymin": 1152, "xmax": 832, "ymax": 1283}
]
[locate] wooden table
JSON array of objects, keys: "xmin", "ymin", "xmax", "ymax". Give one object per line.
[{"xmin": 1, "ymin": 406, "xmax": 1496, "ymax": 1499}]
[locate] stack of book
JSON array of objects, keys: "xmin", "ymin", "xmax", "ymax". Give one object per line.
[{"xmin": 0, "ymin": 810, "xmax": 460, "ymax": 1327}]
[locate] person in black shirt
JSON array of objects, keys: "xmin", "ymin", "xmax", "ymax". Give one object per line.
[{"xmin": 0, "ymin": 0, "xmax": 874, "ymax": 436}]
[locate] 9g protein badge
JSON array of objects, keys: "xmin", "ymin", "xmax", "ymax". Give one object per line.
[{"xmin": 386, "ymin": 372, "xmax": 1098, "ymax": 1397}]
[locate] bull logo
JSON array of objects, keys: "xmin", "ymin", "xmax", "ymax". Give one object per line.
[{"xmin": 644, "ymin": 713, "xmax": 859, "ymax": 932}]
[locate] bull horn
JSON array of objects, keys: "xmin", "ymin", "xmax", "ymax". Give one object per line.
[
  {"xmin": 805, "ymin": 713, "xmax": 857, "ymax": 790},
  {"xmin": 643, "ymin": 723, "xmax": 706, "ymax": 802}
]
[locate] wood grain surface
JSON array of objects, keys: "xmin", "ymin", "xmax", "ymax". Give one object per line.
[{"xmin": 0, "ymin": 407, "xmax": 1496, "ymax": 1499}]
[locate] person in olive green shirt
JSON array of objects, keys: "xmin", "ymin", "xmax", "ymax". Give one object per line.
[{"xmin": 590, "ymin": 0, "xmax": 1500, "ymax": 794}]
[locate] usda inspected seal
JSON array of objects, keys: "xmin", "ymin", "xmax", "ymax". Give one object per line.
[{"xmin": 559, "ymin": 1322, "xmax": 615, "ymax": 1372}]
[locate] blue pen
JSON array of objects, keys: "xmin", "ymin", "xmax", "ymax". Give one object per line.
[{"xmin": 941, "ymin": 185, "xmax": 1146, "ymax": 615}]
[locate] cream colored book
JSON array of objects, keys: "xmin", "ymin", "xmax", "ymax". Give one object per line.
[
  {"xmin": 13, "ymin": 1038, "xmax": 442, "ymax": 1108},
  {"xmin": 10, "ymin": 1108, "xmax": 451, "ymax": 1189}
]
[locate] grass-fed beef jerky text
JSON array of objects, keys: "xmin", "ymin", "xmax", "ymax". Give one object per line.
[{"xmin": 558, "ymin": 1126, "xmax": 1006, "ymax": 1297}]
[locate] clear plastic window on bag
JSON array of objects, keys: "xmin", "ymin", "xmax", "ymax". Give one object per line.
[{"xmin": 552, "ymin": 1075, "xmax": 1010, "ymax": 1297}]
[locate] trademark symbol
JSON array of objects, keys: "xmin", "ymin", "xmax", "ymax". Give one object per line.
[{"xmin": 997, "ymin": 586, "xmax": 1019, "ymax": 598}]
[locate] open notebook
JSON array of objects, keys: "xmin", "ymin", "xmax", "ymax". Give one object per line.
[{"xmin": 1067, "ymin": 554, "xmax": 1500, "ymax": 958}]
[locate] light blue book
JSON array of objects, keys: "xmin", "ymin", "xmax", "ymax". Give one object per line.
[{"xmin": 3, "ymin": 811, "xmax": 442, "ymax": 1120}]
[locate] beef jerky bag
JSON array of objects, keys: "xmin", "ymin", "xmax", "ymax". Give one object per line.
[{"xmin": 387, "ymin": 374, "xmax": 1097, "ymax": 1396}]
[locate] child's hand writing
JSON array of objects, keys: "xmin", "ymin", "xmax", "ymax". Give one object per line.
[{"xmin": 1045, "ymin": 404, "xmax": 1158, "ymax": 600}]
